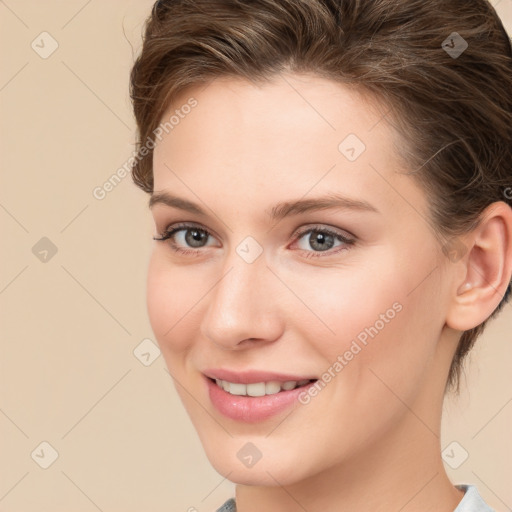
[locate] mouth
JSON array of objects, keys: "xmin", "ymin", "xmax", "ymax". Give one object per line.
[
  {"xmin": 204, "ymin": 374, "xmax": 319, "ymax": 423},
  {"xmin": 207, "ymin": 377, "xmax": 317, "ymax": 397}
]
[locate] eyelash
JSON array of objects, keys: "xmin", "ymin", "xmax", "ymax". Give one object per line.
[{"xmin": 153, "ymin": 222, "xmax": 356, "ymax": 258}]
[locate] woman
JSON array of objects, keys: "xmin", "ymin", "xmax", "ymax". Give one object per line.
[{"xmin": 129, "ymin": 0, "xmax": 512, "ymax": 510}]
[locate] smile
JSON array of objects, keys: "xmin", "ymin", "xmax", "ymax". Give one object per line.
[
  {"xmin": 204, "ymin": 373, "xmax": 319, "ymax": 422},
  {"xmin": 212, "ymin": 378, "xmax": 314, "ymax": 397}
]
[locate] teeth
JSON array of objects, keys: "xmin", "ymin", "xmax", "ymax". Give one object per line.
[
  {"xmin": 281, "ymin": 381, "xmax": 297, "ymax": 390},
  {"xmin": 265, "ymin": 381, "xmax": 282, "ymax": 394},
  {"xmin": 247, "ymin": 382, "xmax": 266, "ymax": 397},
  {"xmin": 214, "ymin": 378, "xmax": 312, "ymax": 396},
  {"xmin": 229, "ymin": 382, "xmax": 247, "ymax": 396}
]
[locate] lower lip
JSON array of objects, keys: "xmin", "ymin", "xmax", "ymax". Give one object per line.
[{"xmin": 205, "ymin": 377, "xmax": 317, "ymax": 423}]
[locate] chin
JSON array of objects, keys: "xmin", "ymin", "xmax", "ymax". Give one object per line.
[
  {"xmin": 200, "ymin": 435, "xmax": 311, "ymax": 487},
  {"xmin": 210, "ymin": 460, "xmax": 298, "ymax": 487}
]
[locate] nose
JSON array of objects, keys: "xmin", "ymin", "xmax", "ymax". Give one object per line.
[{"xmin": 200, "ymin": 249, "xmax": 284, "ymax": 350}]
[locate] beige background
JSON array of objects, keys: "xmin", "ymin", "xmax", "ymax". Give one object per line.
[{"xmin": 1, "ymin": 1, "xmax": 511, "ymax": 511}]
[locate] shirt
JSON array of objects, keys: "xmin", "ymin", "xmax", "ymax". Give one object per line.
[{"xmin": 215, "ymin": 484, "xmax": 495, "ymax": 512}]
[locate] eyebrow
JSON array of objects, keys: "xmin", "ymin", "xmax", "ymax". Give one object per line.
[{"xmin": 148, "ymin": 191, "xmax": 379, "ymax": 220}]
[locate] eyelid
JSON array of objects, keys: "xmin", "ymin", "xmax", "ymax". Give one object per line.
[
  {"xmin": 155, "ymin": 222, "xmax": 353, "ymax": 242},
  {"xmin": 289, "ymin": 225, "xmax": 356, "ymax": 257},
  {"xmin": 154, "ymin": 221, "xmax": 356, "ymax": 257},
  {"xmin": 292, "ymin": 223, "xmax": 356, "ymax": 241},
  {"xmin": 155, "ymin": 222, "xmax": 218, "ymax": 241}
]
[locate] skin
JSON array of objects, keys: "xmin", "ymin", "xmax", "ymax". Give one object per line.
[{"xmin": 147, "ymin": 72, "xmax": 512, "ymax": 512}]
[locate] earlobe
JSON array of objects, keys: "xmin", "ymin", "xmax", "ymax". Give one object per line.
[{"xmin": 446, "ymin": 201, "xmax": 512, "ymax": 332}]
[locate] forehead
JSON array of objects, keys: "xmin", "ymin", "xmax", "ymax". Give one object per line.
[
  {"xmin": 152, "ymin": 73, "xmax": 426, "ymax": 221},
  {"xmin": 156, "ymin": 73, "xmax": 388, "ymax": 154}
]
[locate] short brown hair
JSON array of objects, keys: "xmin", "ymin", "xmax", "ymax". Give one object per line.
[{"xmin": 129, "ymin": 0, "xmax": 512, "ymax": 392}]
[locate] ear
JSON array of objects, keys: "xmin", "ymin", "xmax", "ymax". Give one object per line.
[{"xmin": 445, "ymin": 201, "xmax": 512, "ymax": 332}]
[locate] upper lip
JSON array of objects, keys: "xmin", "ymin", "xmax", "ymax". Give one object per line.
[{"xmin": 203, "ymin": 368, "xmax": 317, "ymax": 384}]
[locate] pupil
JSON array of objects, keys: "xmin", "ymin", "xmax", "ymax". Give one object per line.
[
  {"xmin": 310, "ymin": 231, "xmax": 334, "ymax": 251},
  {"xmin": 186, "ymin": 229, "xmax": 207, "ymax": 247}
]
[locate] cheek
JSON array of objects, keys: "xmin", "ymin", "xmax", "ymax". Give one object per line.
[
  {"xmin": 283, "ymin": 262, "xmax": 440, "ymax": 453},
  {"xmin": 146, "ymin": 252, "xmax": 204, "ymax": 354},
  {"xmin": 280, "ymin": 254, "xmax": 409, "ymax": 358},
  {"xmin": 339, "ymin": 265, "xmax": 442, "ymax": 403},
  {"xmin": 289, "ymin": 249, "xmax": 440, "ymax": 388}
]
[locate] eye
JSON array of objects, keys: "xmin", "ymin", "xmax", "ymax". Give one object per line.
[
  {"xmin": 153, "ymin": 222, "xmax": 355, "ymax": 258},
  {"xmin": 292, "ymin": 226, "xmax": 355, "ymax": 257},
  {"xmin": 153, "ymin": 223, "xmax": 218, "ymax": 255}
]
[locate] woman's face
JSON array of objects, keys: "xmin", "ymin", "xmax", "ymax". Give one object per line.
[{"xmin": 148, "ymin": 73, "xmax": 456, "ymax": 486}]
